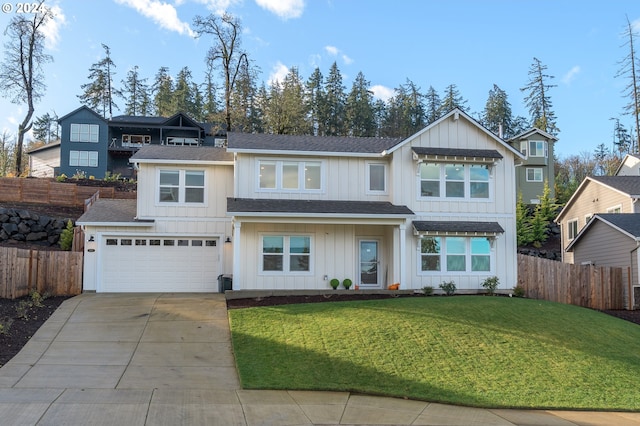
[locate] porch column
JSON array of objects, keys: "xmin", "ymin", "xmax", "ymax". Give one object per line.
[
  {"xmin": 232, "ymin": 221, "xmax": 242, "ymax": 290},
  {"xmin": 399, "ymin": 223, "xmax": 407, "ymax": 288}
]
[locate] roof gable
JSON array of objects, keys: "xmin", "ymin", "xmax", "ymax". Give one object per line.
[
  {"xmin": 386, "ymin": 108, "xmax": 525, "ymax": 160},
  {"xmin": 58, "ymin": 105, "xmax": 105, "ymax": 123},
  {"xmin": 614, "ymin": 153, "xmax": 640, "ymax": 176},
  {"xmin": 508, "ymin": 127, "xmax": 558, "ymax": 142},
  {"xmin": 162, "ymin": 112, "xmax": 203, "ymax": 129}
]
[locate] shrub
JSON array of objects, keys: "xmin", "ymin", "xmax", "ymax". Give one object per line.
[
  {"xmin": 342, "ymin": 278, "xmax": 352, "ymax": 289},
  {"xmin": 330, "ymin": 278, "xmax": 340, "ymax": 289},
  {"xmin": 30, "ymin": 290, "xmax": 44, "ymax": 307},
  {"xmin": 422, "ymin": 286, "xmax": 434, "ymax": 296},
  {"xmin": 439, "ymin": 280, "xmax": 456, "ymax": 296},
  {"xmin": 481, "ymin": 276, "xmax": 500, "ymax": 296},
  {"xmin": 0, "ymin": 317, "xmax": 13, "ymax": 335},
  {"xmin": 15, "ymin": 300, "xmax": 32, "ymax": 320},
  {"xmin": 72, "ymin": 169, "xmax": 86, "ymax": 179},
  {"xmin": 59, "ymin": 220, "xmax": 74, "ymax": 251},
  {"xmin": 104, "ymin": 171, "xmax": 122, "ymax": 182},
  {"xmin": 512, "ymin": 286, "xmax": 526, "ymax": 298},
  {"xmin": 55, "ymin": 173, "xmax": 67, "ymax": 182}
]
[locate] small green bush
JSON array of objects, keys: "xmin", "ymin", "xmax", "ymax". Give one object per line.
[
  {"xmin": 104, "ymin": 171, "xmax": 122, "ymax": 182},
  {"xmin": 55, "ymin": 173, "xmax": 67, "ymax": 182},
  {"xmin": 30, "ymin": 290, "xmax": 44, "ymax": 307},
  {"xmin": 439, "ymin": 280, "xmax": 456, "ymax": 296},
  {"xmin": 59, "ymin": 220, "xmax": 74, "ymax": 251},
  {"xmin": 481, "ymin": 276, "xmax": 500, "ymax": 296},
  {"xmin": 422, "ymin": 286, "xmax": 434, "ymax": 296},
  {"xmin": 342, "ymin": 278, "xmax": 352, "ymax": 289},
  {"xmin": 330, "ymin": 278, "xmax": 340, "ymax": 289},
  {"xmin": 0, "ymin": 317, "xmax": 14, "ymax": 335},
  {"xmin": 15, "ymin": 300, "xmax": 32, "ymax": 320},
  {"xmin": 512, "ymin": 286, "xmax": 526, "ymax": 298}
]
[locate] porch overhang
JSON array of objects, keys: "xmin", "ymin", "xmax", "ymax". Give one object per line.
[
  {"xmin": 227, "ymin": 198, "xmax": 414, "ymax": 224},
  {"xmin": 411, "ymin": 147, "xmax": 503, "ymax": 166},
  {"xmin": 412, "ymin": 220, "xmax": 504, "ymax": 237}
]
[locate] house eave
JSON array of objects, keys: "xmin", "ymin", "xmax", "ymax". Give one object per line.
[
  {"xmin": 228, "ymin": 148, "xmax": 386, "ymax": 158},
  {"xmin": 77, "ymin": 220, "xmax": 155, "ymax": 227}
]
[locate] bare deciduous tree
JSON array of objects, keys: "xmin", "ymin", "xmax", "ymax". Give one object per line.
[
  {"xmin": 616, "ymin": 16, "xmax": 640, "ymax": 153},
  {"xmin": 0, "ymin": 2, "xmax": 53, "ymax": 175}
]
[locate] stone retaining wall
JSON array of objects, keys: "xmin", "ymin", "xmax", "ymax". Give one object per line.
[{"xmin": 0, "ymin": 208, "xmax": 71, "ymax": 247}]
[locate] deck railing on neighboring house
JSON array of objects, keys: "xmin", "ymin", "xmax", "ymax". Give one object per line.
[{"xmin": 517, "ymin": 254, "xmax": 625, "ymax": 310}]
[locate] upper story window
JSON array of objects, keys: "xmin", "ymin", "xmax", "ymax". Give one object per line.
[
  {"xmin": 70, "ymin": 124, "xmax": 99, "ymax": 143},
  {"xmin": 526, "ymin": 168, "xmax": 543, "ymax": 182},
  {"xmin": 158, "ymin": 169, "xmax": 205, "ymax": 204},
  {"xmin": 419, "ymin": 163, "xmax": 490, "ymax": 200},
  {"xmin": 122, "ymin": 134, "xmax": 151, "ymax": 147},
  {"xmin": 520, "ymin": 140, "xmax": 548, "ymax": 158},
  {"xmin": 258, "ymin": 160, "xmax": 322, "ymax": 192},
  {"xmin": 367, "ymin": 163, "xmax": 387, "ymax": 193},
  {"xmin": 567, "ymin": 219, "xmax": 578, "ymax": 240},
  {"xmin": 607, "ymin": 205, "xmax": 622, "ymax": 214},
  {"xmin": 69, "ymin": 150, "xmax": 98, "ymax": 167}
]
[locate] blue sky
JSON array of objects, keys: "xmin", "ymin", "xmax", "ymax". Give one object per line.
[{"xmin": 0, "ymin": 0, "xmax": 639, "ymax": 158}]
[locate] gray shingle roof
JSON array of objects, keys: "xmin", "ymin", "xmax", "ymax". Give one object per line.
[
  {"xmin": 227, "ymin": 198, "xmax": 414, "ymax": 216},
  {"xmin": 413, "ymin": 221, "xmax": 504, "ymax": 234},
  {"xmin": 130, "ymin": 145, "xmax": 234, "ymax": 162},
  {"xmin": 76, "ymin": 199, "xmax": 149, "ymax": 225},
  {"xmin": 594, "ymin": 213, "xmax": 640, "ymax": 238},
  {"xmin": 110, "ymin": 115, "xmax": 167, "ymax": 125},
  {"xmin": 412, "ymin": 147, "xmax": 503, "ymax": 159},
  {"xmin": 590, "ymin": 176, "xmax": 640, "ymax": 196},
  {"xmin": 227, "ymin": 132, "xmax": 403, "ymax": 154}
]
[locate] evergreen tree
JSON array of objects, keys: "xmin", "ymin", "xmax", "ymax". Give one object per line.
[
  {"xmin": 424, "ymin": 86, "xmax": 441, "ymax": 124},
  {"xmin": 230, "ymin": 60, "xmax": 262, "ymax": 132},
  {"xmin": 372, "ymin": 98, "xmax": 387, "ymax": 137},
  {"xmin": 152, "ymin": 66, "xmax": 173, "ymax": 117},
  {"xmin": 121, "ymin": 65, "xmax": 150, "ymax": 116},
  {"xmin": 263, "ymin": 79, "xmax": 284, "ymax": 134},
  {"xmin": 345, "ymin": 71, "xmax": 376, "ymax": 137},
  {"xmin": 482, "ymin": 84, "xmax": 513, "ymax": 137},
  {"xmin": 280, "ymin": 67, "xmax": 309, "ymax": 134},
  {"xmin": 521, "ymin": 57, "xmax": 559, "ymax": 135},
  {"xmin": 616, "ymin": 16, "xmax": 640, "ymax": 153},
  {"xmin": 78, "ymin": 44, "xmax": 120, "ymax": 119},
  {"xmin": 32, "ymin": 112, "xmax": 59, "ymax": 143},
  {"xmin": 202, "ymin": 65, "xmax": 219, "ymax": 122},
  {"xmin": 439, "ymin": 84, "xmax": 467, "ymax": 114},
  {"xmin": 305, "ymin": 67, "xmax": 325, "ymax": 135},
  {"xmin": 172, "ymin": 66, "xmax": 195, "ymax": 115},
  {"xmin": 382, "ymin": 79, "xmax": 425, "ymax": 138},
  {"xmin": 516, "ymin": 193, "xmax": 533, "ymax": 246},
  {"xmin": 321, "ymin": 62, "xmax": 346, "ymax": 136}
]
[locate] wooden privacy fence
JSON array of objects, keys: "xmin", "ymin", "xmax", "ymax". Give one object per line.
[
  {"xmin": 0, "ymin": 178, "xmax": 135, "ymax": 208},
  {"xmin": 517, "ymin": 254, "xmax": 624, "ymax": 310},
  {"xmin": 0, "ymin": 247, "xmax": 83, "ymax": 299}
]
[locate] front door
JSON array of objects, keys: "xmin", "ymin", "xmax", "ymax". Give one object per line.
[{"xmin": 359, "ymin": 240, "xmax": 380, "ymax": 287}]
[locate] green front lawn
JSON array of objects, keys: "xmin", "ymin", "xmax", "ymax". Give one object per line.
[{"xmin": 229, "ymin": 296, "xmax": 640, "ymax": 410}]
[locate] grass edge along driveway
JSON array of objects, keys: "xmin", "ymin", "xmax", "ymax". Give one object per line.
[{"xmin": 229, "ymin": 296, "xmax": 640, "ymax": 411}]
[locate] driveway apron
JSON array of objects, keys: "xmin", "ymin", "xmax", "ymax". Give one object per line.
[{"xmin": 1, "ymin": 293, "xmax": 640, "ymax": 426}]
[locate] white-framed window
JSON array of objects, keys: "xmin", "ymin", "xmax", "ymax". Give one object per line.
[
  {"xmin": 70, "ymin": 124, "xmax": 99, "ymax": 143},
  {"xmin": 158, "ymin": 169, "xmax": 205, "ymax": 204},
  {"xmin": 419, "ymin": 236, "xmax": 492, "ymax": 273},
  {"xmin": 69, "ymin": 150, "xmax": 98, "ymax": 167},
  {"xmin": 526, "ymin": 168, "xmax": 543, "ymax": 182},
  {"xmin": 261, "ymin": 235, "xmax": 312, "ymax": 274},
  {"xmin": 528, "ymin": 140, "xmax": 547, "ymax": 158},
  {"xmin": 520, "ymin": 141, "xmax": 527, "ymax": 157},
  {"xmin": 419, "ymin": 163, "xmax": 490, "ymax": 200},
  {"xmin": 367, "ymin": 162, "xmax": 387, "ymax": 193},
  {"xmin": 122, "ymin": 134, "xmax": 151, "ymax": 147},
  {"xmin": 607, "ymin": 205, "xmax": 622, "ymax": 214},
  {"xmin": 257, "ymin": 160, "xmax": 323, "ymax": 192},
  {"xmin": 567, "ymin": 219, "xmax": 578, "ymax": 240},
  {"xmin": 585, "ymin": 214, "xmax": 593, "ymax": 224}
]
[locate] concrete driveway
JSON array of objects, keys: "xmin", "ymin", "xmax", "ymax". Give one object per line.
[{"xmin": 1, "ymin": 293, "xmax": 640, "ymax": 425}]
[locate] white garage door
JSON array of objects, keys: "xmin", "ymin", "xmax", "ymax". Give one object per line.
[{"xmin": 100, "ymin": 236, "xmax": 220, "ymax": 292}]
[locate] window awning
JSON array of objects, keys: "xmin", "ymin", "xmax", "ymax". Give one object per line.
[
  {"xmin": 412, "ymin": 147, "xmax": 503, "ymax": 165},
  {"xmin": 413, "ymin": 220, "xmax": 504, "ymax": 237}
]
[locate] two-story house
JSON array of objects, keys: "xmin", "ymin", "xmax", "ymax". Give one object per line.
[
  {"xmin": 507, "ymin": 128, "xmax": 557, "ymax": 204},
  {"xmin": 77, "ymin": 108, "xmax": 524, "ymax": 293},
  {"xmin": 57, "ymin": 106, "xmax": 222, "ymax": 179}
]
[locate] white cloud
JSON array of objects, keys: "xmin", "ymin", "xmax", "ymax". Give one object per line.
[
  {"xmin": 194, "ymin": 0, "xmax": 242, "ymax": 15},
  {"xmin": 342, "ymin": 54, "xmax": 353, "ymax": 65},
  {"xmin": 325, "ymin": 45, "xmax": 338, "ymax": 56},
  {"xmin": 268, "ymin": 62, "xmax": 289, "ymax": 85},
  {"xmin": 115, "ymin": 0, "xmax": 196, "ymax": 37},
  {"xmin": 632, "ymin": 18, "xmax": 640, "ymax": 33},
  {"xmin": 41, "ymin": 3, "xmax": 67, "ymax": 50},
  {"xmin": 562, "ymin": 65, "xmax": 581, "ymax": 85},
  {"xmin": 255, "ymin": 0, "xmax": 304, "ymax": 20},
  {"xmin": 370, "ymin": 85, "xmax": 394, "ymax": 102}
]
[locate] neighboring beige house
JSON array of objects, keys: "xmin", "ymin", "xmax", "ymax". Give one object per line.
[
  {"xmin": 27, "ymin": 141, "xmax": 60, "ymax": 178},
  {"xmin": 566, "ymin": 213, "xmax": 640, "ymax": 309},
  {"xmin": 78, "ymin": 108, "xmax": 524, "ymax": 293},
  {"xmin": 615, "ymin": 153, "xmax": 640, "ymax": 176},
  {"xmin": 507, "ymin": 128, "xmax": 557, "ymax": 204},
  {"xmin": 555, "ymin": 176, "xmax": 640, "ymax": 264}
]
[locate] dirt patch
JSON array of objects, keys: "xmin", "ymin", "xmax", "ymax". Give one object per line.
[
  {"xmin": 602, "ymin": 310, "xmax": 640, "ymax": 326},
  {"xmin": 0, "ymin": 296, "xmax": 69, "ymax": 366},
  {"xmin": 226, "ymin": 292, "xmax": 424, "ymax": 309}
]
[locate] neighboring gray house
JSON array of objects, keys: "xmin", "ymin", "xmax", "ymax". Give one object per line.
[
  {"xmin": 58, "ymin": 106, "xmax": 223, "ymax": 179},
  {"xmin": 566, "ymin": 213, "xmax": 640, "ymax": 309},
  {"xmin": 27, "ymin": 141, "xmax": 60, "ymax": 178},
  {"xmin": 507, "ymin": 128, "xmax": 557, "ymax": 204}
]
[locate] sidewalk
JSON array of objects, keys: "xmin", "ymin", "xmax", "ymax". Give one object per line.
[{"xmin": 0, "ymin": 293, "xmax": 637, "ymax": 425}]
